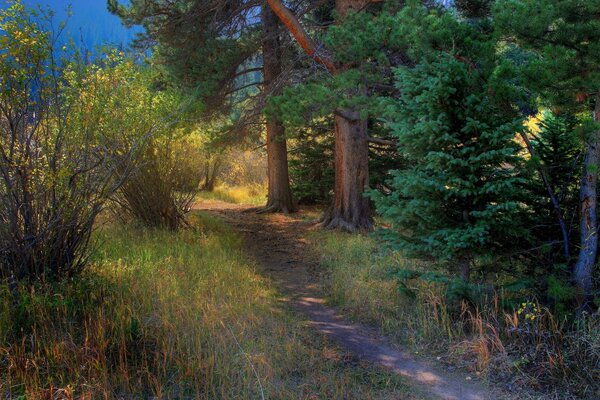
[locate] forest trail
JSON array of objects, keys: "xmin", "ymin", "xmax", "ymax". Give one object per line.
[{"xmin": 196, "ymin": 200, "xmax": 503, "ymax": 400}]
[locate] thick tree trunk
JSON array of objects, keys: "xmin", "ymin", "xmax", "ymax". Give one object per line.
[
  {"xmin": 319, "ymin": 0, "xmax": 372, "ymax": 231},
  {"xmin": 265, "ymin": 0, "xmax": 371, "ymax": 228},
  {"xmin": 261, "ymin": 4, "xmax": 296, "ymax": 213},
  {"xmin": 319, "ymin": 113, "xmax": 372, "ymax": 231},
  {"xmin": 573, "ymin": 96, "xmax": 600, "ymax": 309},
  {"xmin": 264, "ymin": 118, "xmax": 295, "ymax": 213}
]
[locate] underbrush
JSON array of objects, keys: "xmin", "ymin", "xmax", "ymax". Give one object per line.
[
  {"xmin": 0, "ymin": 213, "xmax": 416, "ymax": 399},
  {"xmin": 197, "ymin": 184, "xmax": 267, "ymax": 206},
  {"xmin": 311, "ymin": 232, "xmax": 600, "ymax": 400}
]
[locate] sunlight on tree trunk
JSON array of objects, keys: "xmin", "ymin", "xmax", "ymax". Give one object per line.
[
  {"xmin": 319, "ymin": 114, "xmax": 372, "ymax": 231},
  {"xmin": 261, "ymin": 4, "xmax": 296, "ymax": 213},
  {"xmin": 573, "ymin": 95, "xmax": 600, "ymax": 309}
]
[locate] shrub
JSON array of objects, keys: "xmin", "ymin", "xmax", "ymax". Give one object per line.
[
  {"xmin": 0, "ymin": 3, "xmax": 133, "ymax": 281},
  {"xmin": 78, "ymin": 56, "xmax": 203, "ymax": 231},
  {"xmin": 114, "ymin": 138, "xmax": 203, "ymax": 230}
]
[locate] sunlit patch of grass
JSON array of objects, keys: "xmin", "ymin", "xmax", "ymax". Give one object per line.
[
  {"xmin": 0, "ymin": 213, "xmax": 420, "ymax": 399},
  {"xmin": 307, "ymin": 231, "xmax": 440, "ymax": 346},
  {"xmin": 197, "ymin": 184, "xmax": 267, "ymax": 206}
]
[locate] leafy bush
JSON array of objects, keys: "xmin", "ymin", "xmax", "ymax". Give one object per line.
[
  {"xmin": 0, "ymin": 3, "xmax": 134, "ymax": 281},
  {"xmin": 79, "ymin": 59, "xmax": 203, "ymax": 230}
]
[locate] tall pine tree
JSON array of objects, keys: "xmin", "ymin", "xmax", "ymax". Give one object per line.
[{"xmin": 372, "ymin": 3, "xmax": 525, "ymax": 281}]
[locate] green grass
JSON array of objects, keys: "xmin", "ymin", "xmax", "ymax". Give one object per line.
[
  {"xmin": 0, "ymin": 212, "xmax": 420, "ymax": 399},
  {"xmin": 308, "ymin": 231, "xmax": 444, "ymax": 347},
  {"xmin": 196, "ymin": 184, "xmax": 267, "ymax": 206},
  {"xmin": 310, "ymin": 230, "xmax": 600, "ymax": 399}
]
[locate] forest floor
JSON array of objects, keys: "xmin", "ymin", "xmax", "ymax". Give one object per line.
[{"xmin": 195, "ymin": 200, "xmax": 510, "ymax": 400}]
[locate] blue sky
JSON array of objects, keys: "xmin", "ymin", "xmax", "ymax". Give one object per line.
[{"xmin": 14, "ymin": 0, "xmax": 139, "ymax": 50}]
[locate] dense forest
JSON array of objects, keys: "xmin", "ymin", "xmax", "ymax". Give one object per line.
[{"xmin": 0, "ymin": 0, "xmax": 598, "ymax": 399}]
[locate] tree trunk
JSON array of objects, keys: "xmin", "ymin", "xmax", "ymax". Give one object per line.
[
  {"xmin": 319, "ymin": 0, "xmax": 372, "ymax": 231},
  {"xmin": 319, "ymin": 113, "xmax": 372, "ymax": 231},
  {"xmin": 573, "ymin": 96, "xmax": 600, "ymax": 310},
  {"xmin": 261, "ymin": 3, "xmax": 296, "ymax": 213},
  {"xmin": 459, "ymin": 254, "xmax": 471, "ymax": 282},
  {"xmin": 265, "ymin": 0, "xmax": 371, "ymax": 228}
]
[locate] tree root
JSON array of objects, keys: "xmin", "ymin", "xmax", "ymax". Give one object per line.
[
  {"xmin": 256, "ymin": 201, "xmax": 296, "ymax": 214},
  {"xmin": 317, "ymin": 209, "xmax": 373, "ymax": 233}
]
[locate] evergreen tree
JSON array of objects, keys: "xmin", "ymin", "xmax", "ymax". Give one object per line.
[
  {"xmin": 372, "ymin": 4, "xmax": 525, "ymax": 281},
  {"xmin": 288, "ymin": 122, "xmax": 336, "ymax": 204},
  {"xmin": 521, "ymin": 112, "xmax": 582, "ymax": 303},
  {"xmin": 529, "ymin": 112, "xmax": 582, "ymax": 233}
]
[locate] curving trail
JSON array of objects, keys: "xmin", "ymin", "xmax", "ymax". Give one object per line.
[{"xmin": 196, "ymin": 200, "xmax": 506, "ymax": 400}]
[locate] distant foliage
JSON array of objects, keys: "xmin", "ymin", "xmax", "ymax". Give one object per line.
[{"xmin": 289, "ymin": 124, "xmax": 335, "ymax": 204}]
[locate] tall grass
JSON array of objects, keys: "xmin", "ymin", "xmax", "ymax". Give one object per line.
[
  {"xmin": 196, "ymin": 184, "xmax": 267, "ymax": 206},
  {"xmin": 311, "ymin": 231, "xmax": 600, "ymax": 399},
  {"xmin": 0, "ymin": 213, "xmax": 415, "ymax": 399}
]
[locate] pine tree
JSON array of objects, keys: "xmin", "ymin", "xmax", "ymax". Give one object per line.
[
  {"xmin": 372, "ymin": 6, "xmax": 525, "ymax": 280},
  {"xmin": 530, "ymin": 112, "xmax": 581, "ymax": 218}
]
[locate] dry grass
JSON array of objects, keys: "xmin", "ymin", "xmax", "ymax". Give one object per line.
[
  {"xmin": 197, "ymin": 184, "xmax": 267, "ymax": 206},
  {"xmin": 310, "ymin": 230, "xmax": 600, "ymax": 400},
  {"xmin": 0, "ymin": 213, "xmax": 418, "ymax": 399}
]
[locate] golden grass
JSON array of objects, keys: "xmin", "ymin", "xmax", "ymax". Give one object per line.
[
  {"xmin": 0, "ymin": 212, "xmax": 417, "ymax": 399},
  {"xmin": 197, "ymin": 184, "xmax": 267, "ymax": 206},
  {"xmin": 309, "ymin": 231, "xmax": 454, "ymax": 347}
]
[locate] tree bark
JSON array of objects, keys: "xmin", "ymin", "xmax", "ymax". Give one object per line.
[
  {"xmin": 573, "ymin": 95, "xmax": 600, "ymax": 310},
  {"xmin": 459, "ymin": 254, "xmax": 471, "ymax": 282},
  {"xmin": 318, "ymin": 0, "xmax": 372, "ymax": 231},
  {"xmin": 265, "ymin": 0, "xmax": 372, "ymax": 229},
  {"xmin": 261, "ymin": 3, "xmax": 296, "ymax": 213},
  {"xmin": 265, "ymin": 0, "xmax": 336, "ymax": 73},
  {"xmin": 319, "ymin": 113, "xmax": 372, "ymax": 231}
]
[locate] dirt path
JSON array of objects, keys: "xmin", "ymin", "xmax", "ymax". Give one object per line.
[{"xmin": 196, "ymin": 201, "xmax": 502, "ymax": 400}]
